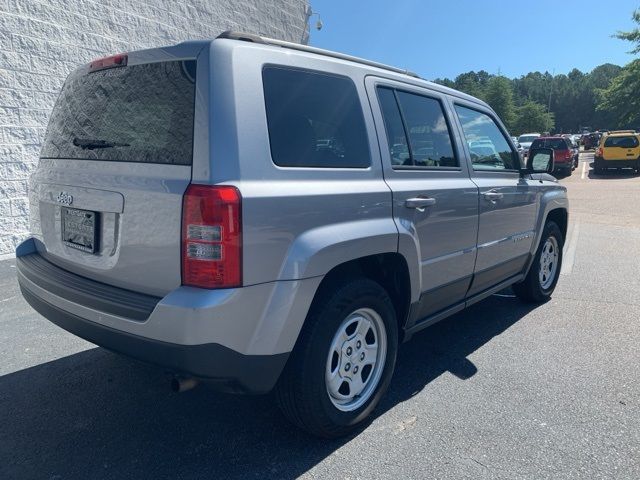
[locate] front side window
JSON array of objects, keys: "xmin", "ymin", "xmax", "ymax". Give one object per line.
[
  {"xmin": 377, "ymin": 87, "xmax": 458, "ymax": 168},
  {"xmin": 455, "ymin": 105, "xmax": 520, "ymax": 171},
  {"xmin": 262, "ymin": 67, "xmax": 370, "ymax": 168}
]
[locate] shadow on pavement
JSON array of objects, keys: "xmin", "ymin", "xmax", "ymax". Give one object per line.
[{"xmin": 0, "ymin": 295, "xmax": 535, "ymax": 479}]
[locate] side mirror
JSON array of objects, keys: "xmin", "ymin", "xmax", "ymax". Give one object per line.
[{"xmin": 526, "ymin": 147, "xmax": 554, "ymax": 174}]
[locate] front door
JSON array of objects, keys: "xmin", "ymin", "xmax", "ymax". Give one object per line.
[
  {"xmin": 451, "ymin": 102, "xmax": 539, "ymax": 296},
  {"xmin": 366, "ymin": 78, "xmax": 479, "ymax": 323}
]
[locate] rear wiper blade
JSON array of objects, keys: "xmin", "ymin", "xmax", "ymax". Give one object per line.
[{"xmin": 73, "ymin": 137, "xmax": 130, "ymax": 150}]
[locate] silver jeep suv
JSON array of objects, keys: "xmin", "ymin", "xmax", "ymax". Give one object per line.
[{"xmin": 16, "ymin": 32, "xmax": 568, "ymax": 438}]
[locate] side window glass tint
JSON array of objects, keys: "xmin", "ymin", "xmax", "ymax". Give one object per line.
[
  {"xmin": 454, "ymin": 105, "xmax": 520, "ymax": 171},
  {"xmin": 377, "ymin": 88, "xmax": 458, "ymax": 169},
  {"xmin": 395, "ymin": 91, "xmax": 458, "ymax": 168},
  {"xmin": 377, "ymin": 87, "xmax": 410, "ymax": 166},
  {"xmin": 263, "ymin": 67, "xmax": 371, "ymax": 168}
]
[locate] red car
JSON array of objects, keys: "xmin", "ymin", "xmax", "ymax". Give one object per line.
[{"xmin": 530, "ymin": 137, "xmax": 575, "ymax": 175}]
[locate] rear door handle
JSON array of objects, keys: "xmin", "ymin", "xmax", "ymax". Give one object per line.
[
  {"xmin": 482, "ymin": 190, "xmax": 504, "ymax": 202},
  {"xmin": 405, "ymin": 196, "xmax": 436, "ymax": 210}
]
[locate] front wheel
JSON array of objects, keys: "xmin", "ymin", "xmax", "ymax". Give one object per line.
[
  {"xmin": 275, "ymin": 278, "xmax": 398, "ymax": 438},
  {"xmin": 513, "ymin": 221, "xmax": 563, "ymax": 303}
]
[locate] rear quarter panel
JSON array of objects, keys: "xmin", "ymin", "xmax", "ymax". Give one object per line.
[{"xmin": 206, "ymin": 40, "xmax": 398, "ymax": 287}]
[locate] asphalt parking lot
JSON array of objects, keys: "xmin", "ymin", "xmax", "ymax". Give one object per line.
[{"xmin": 1, "ymin": 152, "xmax": 639, "ymax": 479}]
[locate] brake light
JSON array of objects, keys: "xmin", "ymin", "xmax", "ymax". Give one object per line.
[
  {"xmin": 89, "ymin": 54, "xmax": 128, "ymax": 72},
  {"xmin": 181, "ymin": 184, "xmax": 242, "ymax": 289},
  {"xmin": 596, "ymin": 147, "xmax": 603, "ymax": 157}
]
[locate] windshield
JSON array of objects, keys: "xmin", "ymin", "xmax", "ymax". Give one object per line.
[
  {"xmin": 41, "ymin": 60, "xmax": 196, "ymax": 165},
  {"xmin": 518, "ymin": 135, "xmax": 539, "ymax": 143}
]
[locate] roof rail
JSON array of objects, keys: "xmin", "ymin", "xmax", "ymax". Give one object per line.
[{"xmin": 217, "ymin": 31, "xmax": 421, "ymax": 79}]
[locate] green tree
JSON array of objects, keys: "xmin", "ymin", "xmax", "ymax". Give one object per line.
[
  {"xmin": 433, "ymin": 61, "xmax": 624, "ymax": 133},
  {"xmin": 513, "ymin": 101, "xmax": 555, "ymax": 134},
  {"xmin": 597, "ymin": 59, "xmax": 640, "ymax": 128},
  {"xmin": 484, "ymin": 76, "xmax": 515, "ymax": 128},
  {"xmin": 614, "ymin": 8, "xmax": 640, "ymax": 53},
  {"xmin": 443, "ymin": 70, "xmax": 492, "ymax": 98},
  {"xmin": 595, "ymin": 9, "xmax": 640, "ymax": 129}
]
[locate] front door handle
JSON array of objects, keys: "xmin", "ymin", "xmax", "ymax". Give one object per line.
[
  {"xmin": 482, "ymin": 190, "xmax": 504, "ymax": 202},
  {"xmin": 405, "ymin": 196, "xmax": 436, "ymax": 210}
]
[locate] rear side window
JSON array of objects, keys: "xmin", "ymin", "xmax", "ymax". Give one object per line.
[
  {"xmin": 454, "ymin": 105, "xmax": 520, "ymax": 171},
  {"xmin": 531, "ymin": 138, "xmax": 568, "ymax": 149},
  {"xmin": 263, "ymin": 66, "xmax": 370, "ymax": 168},
  {"xmin": 604, "ymin": 136, "xmax": 639, "ymax": 148},
  {"xmin": 41, "ymin": 60, "xmax": 197, "ymax": 165},
  {"xmin": 377, "ymin": 87, "xmax": 458, "ymax": 168}
]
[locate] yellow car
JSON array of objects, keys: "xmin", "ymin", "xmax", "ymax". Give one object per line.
[{"xmin": 595, "ymin": 131, "xmax": 640, "ymax": 174}]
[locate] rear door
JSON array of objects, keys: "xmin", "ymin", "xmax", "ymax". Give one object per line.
[
  {"xmin": 366, "ymin": 78, "xmax": 479, "ymax": 323},
  {"xmin": 602, "ymin": 135, "xmax": 640, "ymax": 160},
  {"xmin": 30, "ymin": 42, "xmax": 206, "ymax": 296},
  {"xmin": 451, "ymin": 102, "xmax": 539, "ymax": 296}
]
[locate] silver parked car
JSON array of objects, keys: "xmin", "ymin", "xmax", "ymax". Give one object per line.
[
  {"xmin": 518, "ymin": 133, "xmax": 541, "ymax": 159},
  {"xmin": 16, "ymin": 32, "xmax": 568, "ymax": 438}
]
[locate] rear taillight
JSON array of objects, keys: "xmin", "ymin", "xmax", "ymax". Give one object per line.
[
  {"xmin": 596, "ymin": 147, "xmax": 603, "ymax": 157},
  {"xmin": 181, "ymin": 184, "xmax": 242, "ymax": 289},
  {"xmin": 89, "ymin": 54, "xmax": 128, "ymax": 72}
]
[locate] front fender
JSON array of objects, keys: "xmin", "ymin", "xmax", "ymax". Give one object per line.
[{"xmin": 524, "ymin": 188, "xmax": 569, "ymax": 275}]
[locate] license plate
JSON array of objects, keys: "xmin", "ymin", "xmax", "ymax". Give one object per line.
[{"xmin": 62, "ymin": 207, "xmax": 100, "ymax": 253}]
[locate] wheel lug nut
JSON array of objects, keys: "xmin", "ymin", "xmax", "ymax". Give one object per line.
[
  {"xmin": 346, "ymin": 347, "xmax": 353, "ymax": 356},
  {"xmin": 360, "ymin": 352, "xmax": 365, "ymax": 361},
  {"xmin": 344, "ymin": 363, "xmax": 351, "ymax": 372},
  {"xmin": 356, "ymin": 340, "xmax": 362, "ymax": 349},
  {"xmin": 353, "ymin": 366, "xmax": 359, "ymax": 374}
]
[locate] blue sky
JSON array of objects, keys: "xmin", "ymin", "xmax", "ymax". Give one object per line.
[{"xmin": 308, "ymin": 0, "xmax": 639, "ymax": 80}]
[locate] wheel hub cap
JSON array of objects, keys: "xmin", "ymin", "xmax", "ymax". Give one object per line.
[
  {"xmin": 325, "ymin": 308, "xmax": 387, "ymax": 412},
  {"xmin": 539, "ymin": 236, "xmax": 559, "ymax": 290}
]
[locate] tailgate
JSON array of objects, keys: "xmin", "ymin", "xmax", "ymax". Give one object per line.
[
  {"xmin": 602, "ymin": 136, "xmax": 640, "ymax": 160},
  {"xmin": 30, "ymin": 44, "xmax": 205, "ymax": 297}
]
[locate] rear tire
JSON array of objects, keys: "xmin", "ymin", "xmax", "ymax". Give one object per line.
[
  {"xmin": 513, "ymin": 221, "xmax": 563, "ymax": 304},
  {"xmin": 275, "ymin": 278, "xmax": 398, "ymax": 438}
]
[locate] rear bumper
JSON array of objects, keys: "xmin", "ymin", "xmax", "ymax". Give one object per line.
[
  {"xmin": 553, "ymin": 161, "xmax": 572, "ymax": 171},
  {"xmin": 594, "ymin": 156, "xmax": 639, "ymax": 169},
  {"xmin": 19, "ymin": 285, "xmax": 288, "ymax": 393},
  {"xmin": 15, "ymin": 238, "xmax": 323, "ymax": 394}
]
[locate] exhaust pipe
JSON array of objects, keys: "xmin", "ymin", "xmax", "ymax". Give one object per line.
[{"xmin": 171, "ymin": 376, "xmax": 199, "ymax": 393}]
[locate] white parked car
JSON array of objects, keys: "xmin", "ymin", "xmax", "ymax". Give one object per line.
[{"xmin": 518, "ymin": 133, "xmax": 541, "ymax": 158}]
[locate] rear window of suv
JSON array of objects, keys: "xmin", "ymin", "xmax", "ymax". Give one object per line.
[
  {"xmin": 262, "ymin": 66, "xmax": 371, "ymax": 168},
  {"xmin": 604, "ymin": 136, "xmax": 639, "ymax": 148},
  {"xmin": 41, "ymin": 60, "xmax": 197, "ymax": 165},
  {"xmin": 531, "ymin": 138, "xmax": 568, "ymax": 149}
]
